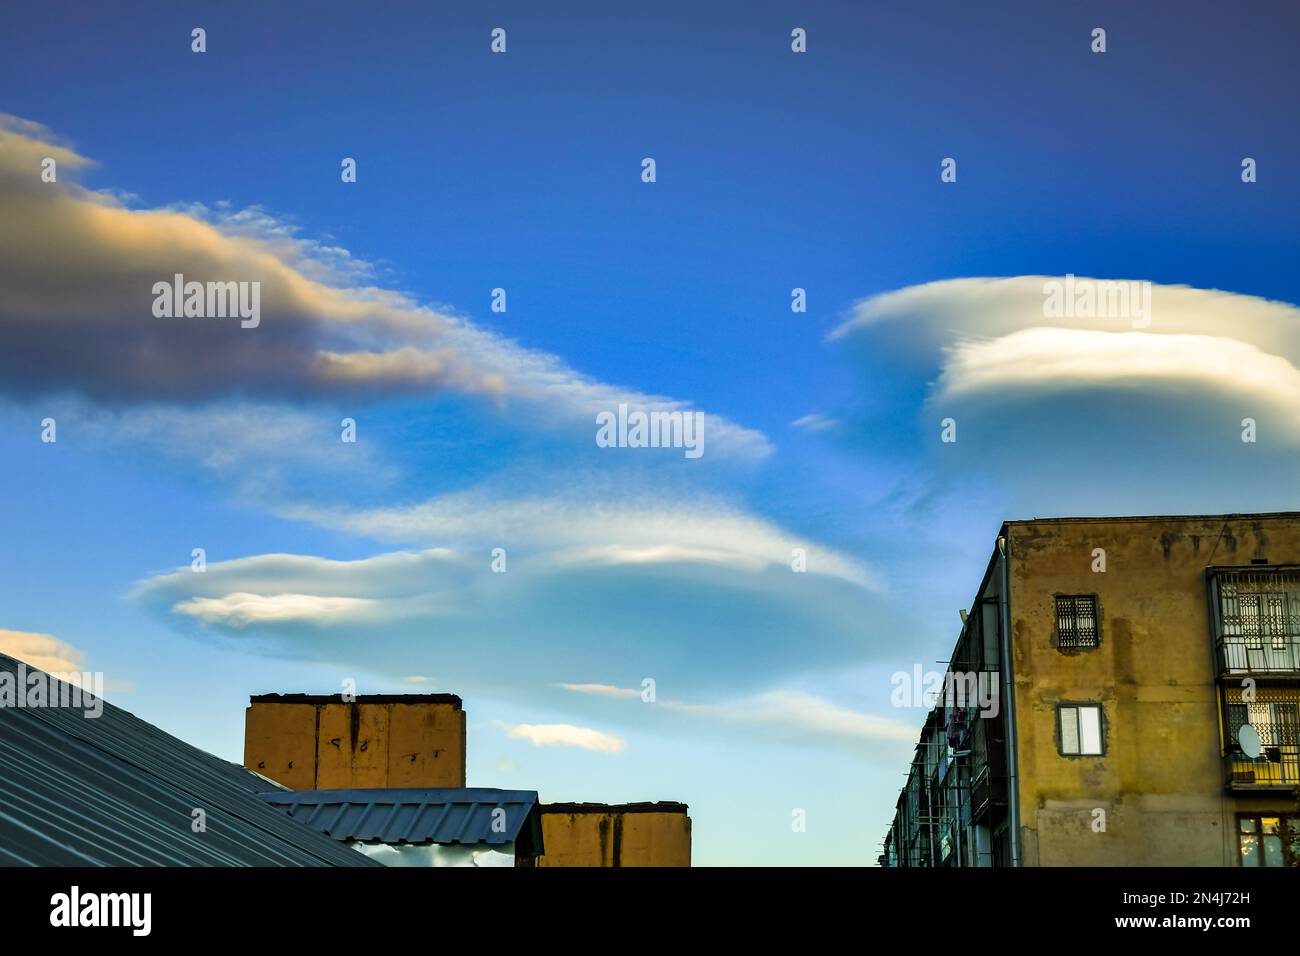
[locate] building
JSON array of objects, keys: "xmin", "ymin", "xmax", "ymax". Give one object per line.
[
  {"xmin": 244, "ymin": 692, "xmax": 692, "ymax": 867},
  {"xmin": 0, "ymin": 653, "xmax": 377, "ymax": 867},
  {"xmin": 881, "ymin": 513, "xmax": 1300, "ymax": 868}
]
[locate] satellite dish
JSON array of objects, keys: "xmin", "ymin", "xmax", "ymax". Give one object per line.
[{"xmin": 1238, "ymin": 724, "xmax": 1262, "ymax": 759}]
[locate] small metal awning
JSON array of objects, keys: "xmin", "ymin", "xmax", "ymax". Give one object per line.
[{"xmin": 260, "ymin": 788, "xmax": 544, "ymax": 857}]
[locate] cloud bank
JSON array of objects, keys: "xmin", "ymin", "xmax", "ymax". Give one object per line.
[
  {"xmin": 131, "ymin": 536, "xmax": 894, "ymax": 703},
  {"xmin": 831, "ymin": 276, "xmax": 1300, "ymax": 517},
  {"xmin": 0, "ymin": 114, "xmax": 769, "ymax": 459}
]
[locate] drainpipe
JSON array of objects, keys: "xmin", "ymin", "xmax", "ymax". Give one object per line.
[{"xmin": 997, "ymin": 534, "xmax": 1022, "ymax": 867}]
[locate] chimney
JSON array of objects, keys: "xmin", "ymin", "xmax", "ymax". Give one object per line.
[
  {"xmin": 243, "ymin": 693, "xmax": 465, "ymax": 790},
  {"xmin": 526, "ymin": 802, "xmax": 691, "ymax": 867}
]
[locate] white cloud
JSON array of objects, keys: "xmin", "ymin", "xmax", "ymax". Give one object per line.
[
  {"xmin": 558, "ymin": 682, "xmax": 642, "ymax": 699},
  {"xmin": 505, "ymin": 722, "xmax": 627, "ymax": 754},
  {"xmin": 559, "ymin": 682, "xmax": 917, "ymax": 744},
  {"xmin": 830, "ymin": 276, "xmax": 1300, "ymax": 448},
  {"xmin": 0, "ymin": 628, "xmax": 85, "ymax": 673},
  {"xmin": 0, "ymin": 114, "xmax": 770, "ymax": 461},
  {"xmin": 173, "ymin": 593, "xmax": 379, "ymax": 628},
  {"xmin": 935, "ymin": 327, "xmax": 1300, "ymax": 437},
  {"xmin": 0, "ymin": 628, "xmax": 132, "ymax": 693},
  {"xmin": 675, "ymin": 689, "xmax": 919, "ymax": 743},
  {"xmin": 833, "ymin": 276, "xmax": 1300, "ymax": 365},
  {"xmin": 281, "ymin": 493, "xmax": 878, "ymax": 589},
  {"xmin": 825, "ymin": 274, "xmax": 1300, "ymax": 527},
  {"xmin": 792, "ymin": 413, "xmax": 839, "ymax": 433},
  {"xmin": 132, "ymin": 534, "xmax": 894, "ymax": 701},
  {"xmin": 1, "ymin": 398, "xmax": 402, "ymax": 505},
  {"xmin": 138, "ymin": 550, "xmax": 468, "ymax": 631}
]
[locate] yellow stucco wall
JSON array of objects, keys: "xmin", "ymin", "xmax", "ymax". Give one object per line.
[
  {"xmin": 1006, "ymin": 514, "xmax": 1300, "ymax": 866},
  {"xmin": 244, "ymin": 697, "xmax": 465, "ymax": 790},
  {"xmin": 532, "ymin": 806, "xmax": 691, "ymax": 867}
]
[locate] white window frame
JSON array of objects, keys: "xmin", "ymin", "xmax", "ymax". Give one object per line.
[{"xmin": 1059, "ymin": 703, "xmax": 1104, "ymax": 756}]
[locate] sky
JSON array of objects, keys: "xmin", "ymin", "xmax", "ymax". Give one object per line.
[{"xmin": 1, "ymin": 0, "xmax": 1298, "ymax": 866}]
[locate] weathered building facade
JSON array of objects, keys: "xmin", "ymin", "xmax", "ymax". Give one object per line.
[{"xmin": 882, "ymin": 513, "xmax": 1300, "ymax": 867}]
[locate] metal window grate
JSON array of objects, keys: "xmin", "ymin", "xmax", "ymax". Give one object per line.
[
  {"xmin": 1056, "ymin": 595, "xmax": 1099, "ymax": 648},
  {"xmin": 1217, "ymin": 570, "xmax": 1300, "ymax": 671},
  {"xmin": 1222, "ymin": 686, "xmax": 1300, "ymax": 787}
]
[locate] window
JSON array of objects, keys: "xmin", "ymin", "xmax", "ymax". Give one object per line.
[
  {"xmin": 1055, "ymin": 595, "xmax": 1099, "ymax": 649},
  {"xmin": 1225, "ymin": 702, "xmax": 1249, "ymax": 749},
  {"xmin": 1058, "ymin": 704, "xmax": 1104, "ymax": 756},
  {"xmin": 1267, "ymin": 594, "xmax": 1290, "ymax": 651},
  {"xmin": 1237, "ymin": 815, "xmax": 1300, "ymax": 868},
  {"xmin": 1222, "ymin": 693, "xmax": 1300, "ymax": 786},
  {"xmin": 1216, "ymin": 571, "xmax": 1300, "ymax": 666},
  {"xmin": 1237, "ymin": 591, "xmax": 1290, "ymax": 651},
  {"xmin": 1270, "ymin": 701, "xmax": 1299, "ymax": 755},
  {"xmin": 1238, "ymin": 593, "xmax": 1263, "ymax": 650}
]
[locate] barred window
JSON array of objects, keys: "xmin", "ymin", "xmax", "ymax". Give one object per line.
[
  {"xmin": 1236, "ymin": 592, "xmax": 1290, "ymax": 650},
  {"xmin": 1055, "ymin": 595, "xmax": 1099, "ymax": 649},
  {"xmin": 1218, "ymin": 572, "xmax": 1300, "ymax": 655},
  {"xmin": 1225, "ymin": 702, "xmax": 1250, "ymax": 752}
]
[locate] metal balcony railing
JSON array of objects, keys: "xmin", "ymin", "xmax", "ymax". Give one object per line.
[
  {"xmin": 1225, "ymin": 749, "xmax": 1300, "ymax": 788},
  {"xmin": 1209, "ymin": 568, "xmax": 1300, "ymax": 675},
  {"xmin": 1224, "ymin": 713, "xmax": 1300, "ymax": 788},
  {"xmin": 1218, "ymin": 638, "xmax": 1300, "ymax": 674}
]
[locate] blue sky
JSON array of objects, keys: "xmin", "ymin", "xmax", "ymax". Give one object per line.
[{"xmin": 1, "ymin": 0, "xmax": 1298, "ymax": 865}]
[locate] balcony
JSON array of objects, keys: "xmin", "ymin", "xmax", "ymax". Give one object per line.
[
  {"xmin": 1208, "ymin": 567, "xmax": 1300, "ymax": 675},
  {"xmin": 1222, "ymin": 688, "xmax": 1300, "ymax": 790},
  {"xmin": 1225, "ymin": 748, "xmax": 1300, "ymax": 790}
]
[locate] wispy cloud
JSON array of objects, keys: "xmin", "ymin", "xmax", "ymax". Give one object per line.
[
  {"xmin": 0, "ymin": 114, "xmax": 770, "ymax": 460},
  {"xmin": 0, "ymin": 628, "xmax": 86, "ymax": 673},
  {"xmin": 131, "ymin": 540, "xmax": 896, "ymax": 701},
  {"xmin": 173, "ymin": 593, "xmax": 380, "ymax": 628},
  {"xmin": 560, "ymin": 682, "xmax": 917, "ymax": 745},
  {"xmin": 792, "ymin": 413, "xmax": 839, "ymax": 433},
  {"xmin": 0, "ymin": 628, "xmax": 133, "ymax": 693},
  {"xmin": 504, "ymin": 722, "xmax": 627, "ymax": 754},
  {"xmin": 281, "ymin": 492, "xmax": 878, "ymax": 589},
  {"xmin": 557, "ymin": 682, "xmax": 642, "ymax": 699}
]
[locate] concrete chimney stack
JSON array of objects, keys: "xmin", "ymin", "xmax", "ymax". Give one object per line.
[{"xmin": 243, "ymin": 693, "xmax": 465, "ymax": 790}]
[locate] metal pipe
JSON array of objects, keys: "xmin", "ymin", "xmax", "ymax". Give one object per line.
[{"xmin": 997, "ymin": 534, "xmax": 1022, "ymax": 867}]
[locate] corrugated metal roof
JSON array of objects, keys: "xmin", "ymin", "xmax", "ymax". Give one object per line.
[
  {"xmin": 261, "ymin": 788, "xmax": 543, "ymax": 852},
  {"xmin": 0, "ymin": 653, "xmax": 379, "ymax": 867}
]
